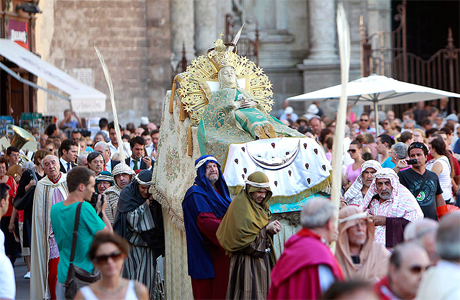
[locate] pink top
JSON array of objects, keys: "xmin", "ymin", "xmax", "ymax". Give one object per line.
[
  {"xmin": 49, "ymin": 188, "xmax": 66, "ymax": 260},
  {"xmin": 346, "ymin": 163, "xmax": 362, "ymax": 184}
]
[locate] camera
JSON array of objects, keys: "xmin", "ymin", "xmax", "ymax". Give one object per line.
[
  {"xmin": 406, "ymin": 159, "xmax": 418, "ymax": 165},
  {"xmin": 89, "ymin": 192, "xmax": 105, "ymax": 215}
]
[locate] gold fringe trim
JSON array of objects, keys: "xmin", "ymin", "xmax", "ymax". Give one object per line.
[
  {"xmin": 227, "ymin": 173, "xmax": 332, "ymax": 206},
  {"xmin": 179, "ymin": 101, "xmax": 188, "ymax": 121},
  {"xmin": 169, "ymin": 79, "xmax": 177, "ymax": 114},
  {"xmin": 187, "ymin": 124, "xmax": 193, "ymax": 157},
  {"xmin": 151, "ymin": 184, "xmax": 185, "ymax": 231}
]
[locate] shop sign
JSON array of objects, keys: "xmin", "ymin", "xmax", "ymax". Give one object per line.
[{"xmin": 8, "ymin": 19, "xmax": 29, "ymax": 49}]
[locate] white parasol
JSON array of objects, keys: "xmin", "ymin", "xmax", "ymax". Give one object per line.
[{"xmin": 287, "ymin": 74, "xmax": 460, "ymax": 135}]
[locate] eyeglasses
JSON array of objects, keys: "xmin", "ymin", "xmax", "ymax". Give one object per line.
[
  {"xmin": 360, "ymin": 119, "xmax": 369, "ymax": 122},
  {"xmin": 347, "ymin": 149, "xmax": 357, "ymax": 153},
  {"xmin": 409, "ymin": 264, "xmax": 430, "ymax": 274},
  {"xmin": 94, "ymin": 251, "xmax": 123, "ymax": 264},
  {"xmin": 383, "ymin": 122, "xmax": 389, "ymax": 125}
]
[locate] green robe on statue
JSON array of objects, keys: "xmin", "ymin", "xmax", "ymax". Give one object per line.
[{"xmin": 197, "ymin": 87, "xmax": 302, "ymax": 167}]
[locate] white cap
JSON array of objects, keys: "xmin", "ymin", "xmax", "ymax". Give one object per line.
[
  {"xmin": 284, "ymin": 106, "xmax": 294, "ymax": 114},
  {"xmin": 307, "ymin": 104, "xmax": 319, "ymax": 115},
  {"xmin": 140, "ymin": 116, "xmax": 149, "ymax": 125}
]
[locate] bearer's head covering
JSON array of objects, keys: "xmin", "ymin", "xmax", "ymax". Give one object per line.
[
  {"xmin": 245, "ymin": 171, "xmax": 273, "ymax": 210},
  {"xmin": 112, "ymin": 163, "xmax": 135, "ymax": 177},
  {"xmin": 338, "ymin": 206, "xmax": 373, "ymax": 236},
  {"xmin": 113, "ymin": 169, "xmax": 154, "ymax": 240},
  {"xmin": 217, "ymin": 171, "xmax": 272, "ymax": 253},
  {"xmin": 344, "ymin": 160, "xmax": 381, "ymax": 205},
  {"xmin": 336, "ymin": 206, "xmax": 389, "ymax": 279},
  {"xmin": 135, "ymin": 169, "xmax": 153, "ymax": 186},
  {"xmin": 190, "ymin": 155, "xmax": 231, "ymax": 217}
]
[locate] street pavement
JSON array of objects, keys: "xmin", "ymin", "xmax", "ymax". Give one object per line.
[{"xmin": 13, "ymin": 259, "xmax": 30, "ymax": 300}]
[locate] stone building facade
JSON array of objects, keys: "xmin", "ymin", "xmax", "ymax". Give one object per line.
[
  {"xmin": 37, "ymin": 0, "xmax": 171, "ymax": 125},
  {"xmin": 36, "ymin": 0, "xmax": 392, "ymax": 125}
]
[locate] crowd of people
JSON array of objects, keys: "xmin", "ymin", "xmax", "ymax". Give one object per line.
[
  {"xmin": 0, "ymin": 111, "xmax": 163, "ymax": 300},
  {"xmin": 0, "ymin": 99, "xmax": 459, "ymax": 300}
]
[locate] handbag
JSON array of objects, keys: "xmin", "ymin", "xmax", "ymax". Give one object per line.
[
  {"xmin": 13, "ymin": 169, "xmax": 37, "ymax": 210},
  {"xmin": 64, "ymin": 202, "xmax": 101, "ymax": 299}
]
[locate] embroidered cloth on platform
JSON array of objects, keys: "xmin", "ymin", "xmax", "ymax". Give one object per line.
[{"xmin": 223, "ymin": 137, "xmax": 332, "ymax": 213}]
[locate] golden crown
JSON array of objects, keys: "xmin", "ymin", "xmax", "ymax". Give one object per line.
[{"xmin": 207, "ymin": 37, "xmax": 235, "ymax": 71}]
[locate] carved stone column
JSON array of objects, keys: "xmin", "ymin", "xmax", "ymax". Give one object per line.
[
  {"xmin": 305, "ymin": 0, "xmax": 338, "ymax": 63},
  {"xmin": 194, "ymin": 0, "xmax": 217, "ymax": 56},
  {"xmin": 170, "ymin": 0, "xmax": 195, "ymax": 64}
]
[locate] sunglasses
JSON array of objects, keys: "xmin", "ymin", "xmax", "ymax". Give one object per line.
[
  {"xmin": 408, "ymin": 142, "xmax": 426, "ymax": 152},
  {"xmin": 94, "ymin": 251, "xmax": 123, "ymax": 264},
  {"xmin": 409, "ymin": 264, "xmax": 430, "ymax": 274},
  {"xmin": 360, "ymin": 119, "xmax": 369, "ymax": 122},
  {"xmin": 383, "ymin": 122, "xmax": 389, "ymax": 125},
  {"xmin": 347, "ymin": 149, "xmax": 357, "ymax": 153}
]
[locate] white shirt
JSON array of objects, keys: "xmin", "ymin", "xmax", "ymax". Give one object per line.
[
  {"xmin": 60, "ymin": 157, "xmax": 73, "ymax": 172},
  {"xmin": 108, "ymin": 141, "xmax": 132, "ymax": 159},
  {"xmin": 318, "ymin": 265, "xmax": 335, "ymax": 293},
  {"xmin": 80, "ymin": 280, "xmax": 138, "ymax": 300},
  {"xmin": 129, "ymin": 156, "xmax": 141, "ymax": 170},
  {"xmin": 417, "ymin": 260, "xmax": 460, "ymax": 300},
  {"xmin": 0, "ymin": 230, "xmax": 16, "ymax": 300},
  {"xmin": 105, "ymin": 160, "xmax": 113, "ymax": 173},
  {"xmin": 145, "ymin": 143, "xmax": 154, "ymax": 157},
  {"xmin": 427, "ymin": 156, "xmax": 453, "ymax": 202}
]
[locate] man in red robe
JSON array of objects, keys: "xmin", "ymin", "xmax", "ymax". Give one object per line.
[{"xmin": 268, "ymin": 197, "xmax": 344, "ymax": 300}]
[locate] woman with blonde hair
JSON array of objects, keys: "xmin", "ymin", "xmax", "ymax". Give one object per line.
[
  {"xmin": 413, "ymin": 128, "xmax": 426, "ymax": 144},
  {"xmin": 382, "ymin": 119, "xmax": 397, "ymax": 137}
]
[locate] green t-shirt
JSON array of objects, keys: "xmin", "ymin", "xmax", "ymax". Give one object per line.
[{"xmin": 50, "ymin": 201, "xmax": 106, "ymax": 283}]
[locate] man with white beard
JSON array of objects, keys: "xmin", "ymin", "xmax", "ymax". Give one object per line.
[
  {"xmin": 361, "ymin": 168, "xmax": 423, "ymax": 249},
  {"xmin": 335, "ymin": 206, "xmax": 389, "ymax": 281}
]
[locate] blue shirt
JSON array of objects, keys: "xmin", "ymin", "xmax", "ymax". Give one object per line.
[
  {"xmin": 381, "ymin": 156, "xmax": 396, "ymax": 169},
  {"xmin": 454, "ymin": 139, "xmax": 460, "ymax": 154}
]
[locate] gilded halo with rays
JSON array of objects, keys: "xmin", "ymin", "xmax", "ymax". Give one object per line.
[{"xmin": 175, "ymin": 48, "xmax": 274, "ymax": 125}]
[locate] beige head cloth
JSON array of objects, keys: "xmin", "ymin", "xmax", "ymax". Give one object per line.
[{"xmin": 112, "ymin": 163, "xmax": 135, "ymax": 177}]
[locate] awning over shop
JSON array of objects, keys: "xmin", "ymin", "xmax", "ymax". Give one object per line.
[{"xmin": 0, "ymin": 38, "xmax": 106, "ymax": 113}]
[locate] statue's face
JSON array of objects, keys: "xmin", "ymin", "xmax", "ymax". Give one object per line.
[{"xmin": 220, "ymin": 66, "xmax": 236, "ymax": 86}]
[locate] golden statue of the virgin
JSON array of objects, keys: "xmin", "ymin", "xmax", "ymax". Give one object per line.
[{"xmin": 175, "ymin": 37, "xmax": 302, "ymax": 164}]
